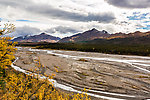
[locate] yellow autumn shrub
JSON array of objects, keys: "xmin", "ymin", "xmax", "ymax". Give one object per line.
[{"xmin": 0, "ymin": 23, "xmax": 16, "ymax": 97}]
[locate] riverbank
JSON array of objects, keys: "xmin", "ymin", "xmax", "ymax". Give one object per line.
[{"xmin": 14, "ymin": 47, "xmax": 150, "ymax": 100}]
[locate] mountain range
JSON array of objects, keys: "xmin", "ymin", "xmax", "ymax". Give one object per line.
[
  {"xmin": 12, "ymin": 28, "xmax": 150, "ymax": 44},
  {"xmin": 12, "ymin": 33, "xmax": 60, "ymax": 43},
  {"xmin": 59, "ymin": 28, "xmax": 150, "ymax": 43}
]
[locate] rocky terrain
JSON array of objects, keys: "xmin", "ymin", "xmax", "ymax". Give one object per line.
[{"xmin": 14, "ymin": 47, "xmax": 150, "ymax": 100}]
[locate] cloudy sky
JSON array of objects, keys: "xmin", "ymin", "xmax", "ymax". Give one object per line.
[{"xmin": 1, "ymin": 0, "xmax": 150, "ymax": 38}]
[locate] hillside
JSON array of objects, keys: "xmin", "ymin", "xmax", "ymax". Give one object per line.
[{"xmin": 86, "ymin": 34, "xmax": 150, "ymax": 45}]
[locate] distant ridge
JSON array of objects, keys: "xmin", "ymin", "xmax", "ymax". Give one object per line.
[
  {"xmin": 12, "ymin": 28, "xmax": 150, "ymax": 43},
  {"xmin": 59, "ymin": 28, "xmax": 150, "ymax": 43},
  {"xmin": 12, "ymin": 33, "xmax": 60, "ymax": 43}
]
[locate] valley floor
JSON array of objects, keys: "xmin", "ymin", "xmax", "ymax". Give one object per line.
[{"xmin": 14, "ymin": 47, "xmax": 150, "ymax": 100}]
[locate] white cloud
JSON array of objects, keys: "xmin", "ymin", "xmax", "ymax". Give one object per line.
[
  {"xmin": 4, "ymin": 26, "xmax": 41, "ymax": 38},
  {"xmin": 106, "ymin": 0, "xmax": 150, "ymax": 8},
  {"xmin": 0, "ymin": 0, "xmax": 150, "ymax": 38}
]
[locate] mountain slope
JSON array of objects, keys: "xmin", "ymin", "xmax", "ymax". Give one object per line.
[
  {"xmin": 108, "ymin": 31, "xmax": 150, "ymax": 39},
  {"xmin": 12, "ymin": 33, "xmax": 61, "ymax": 43},
  {"xmin": 59, "ymin": 28, "xmax": 110, "ymax": 43},
  {"xmin": 86, "ymin": 34, "xmax": 150, "ymax": 45}
]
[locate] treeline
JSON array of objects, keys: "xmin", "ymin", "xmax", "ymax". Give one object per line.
[{"xmin": 18, "ymin": 42, "xmax": 150, "ymax": 56}]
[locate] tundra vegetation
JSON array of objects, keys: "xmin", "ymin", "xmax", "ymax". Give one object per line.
[{"xmin": 19, "ymin": 42, "xmax": 150, "ymax": 56}]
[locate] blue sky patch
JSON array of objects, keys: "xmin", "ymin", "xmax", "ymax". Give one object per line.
[
  {"xmin": 143, "ymin": 21, "xmax": 150, "ymax": 23},
  {"xmin": 137, "ymin": 25, "xmax": 150, "ymax": 30},
  {"xmin": 16, "ymin": 19, "xmax": 38, "ymax": 23},
  {"xmin": 127, "ymin": 13, "xmax": 149, "ymax": 20}
]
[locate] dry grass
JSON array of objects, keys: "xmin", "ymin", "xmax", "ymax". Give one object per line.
[{"xmin": 78, "ymin": 58, "xmax": 88, "ymax": 62}]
